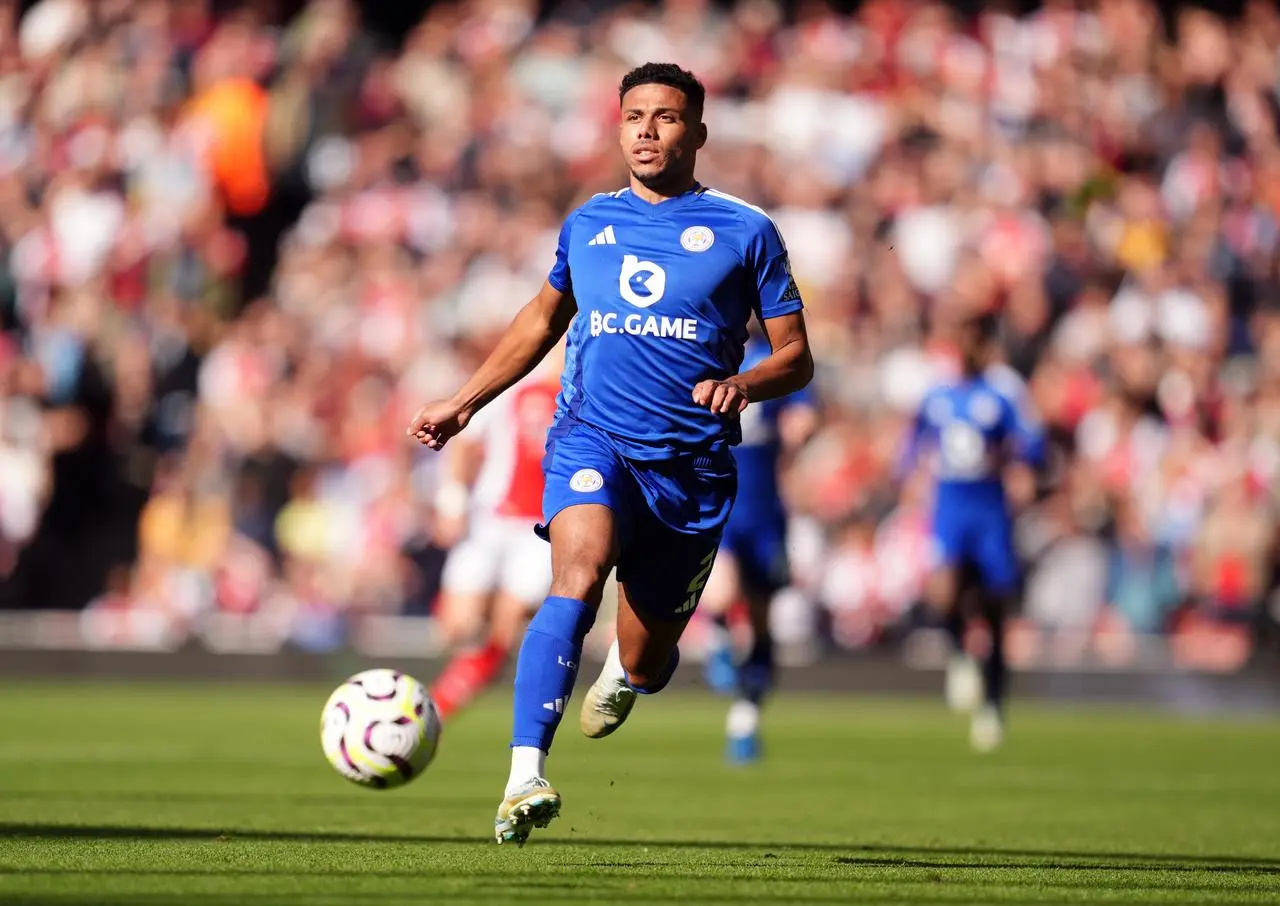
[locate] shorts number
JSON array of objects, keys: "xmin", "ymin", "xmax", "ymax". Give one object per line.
[{"xmin": 676, "ymin": 550, "xmax": 717, "ymax": 615}]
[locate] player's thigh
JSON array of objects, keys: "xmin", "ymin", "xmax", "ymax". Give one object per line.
[
  {"xmin": 700, "ymin": 542, "xmax": 741, "ymax": 617},
  {"xmin": 489, "ymin": 589, "xmax": 535, "ymax": 651},
  {"xmin": 546, "ymin": 506, "xmax": 621, "ymax": 606},
  {"xmin": 438, "ymin": 534, "xmax": 501, "ymax": 641},
  {"xmin": 441, "ymin": 527, "xmax": 503, "ymax": 594},
  {"xmin": 973, "ymin": 515, "xmax": 1020, "ymax": 603},
  {"xmin": 475, "ymin": 523, "xmax": 547, "ymax": 648},
  {"xmin": 435, "ymin": 591, "xmax": 490, "ymax": 644},
  {"xmin": 926, "ymin": 515, "xmax": 966, "ymax": 613},
  {"xmin": 615, "ymin": 523, "xmax": 721, "ymax": 683},
  {"xmin": 540, "ymin": 423, "xmax": 633, "ymax": 607},
  {"xmin": 498, "ymin": 522, "xmax": 553, "ymax": 606}
]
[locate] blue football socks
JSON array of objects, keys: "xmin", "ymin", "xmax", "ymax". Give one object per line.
[
  {"xmin": 510, "ymin": 596, "xmax": 595, "ymax": 751},
  {"xmin": 737, "ymin": 635, "xmax": 774, "ymax": 706}
]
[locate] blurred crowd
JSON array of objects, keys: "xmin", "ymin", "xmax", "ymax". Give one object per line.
[{"xmin": 0, "ymin": 0, "xmax": 1277, "ymax": 671}]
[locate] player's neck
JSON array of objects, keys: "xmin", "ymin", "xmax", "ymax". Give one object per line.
[{"xmin": 629, "ymin": 173, "xmax": 699, "ymax": 205}]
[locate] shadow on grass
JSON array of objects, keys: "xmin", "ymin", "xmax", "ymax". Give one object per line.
[
  {"xmin": 0, "ymin": 790, "xmax": 482, "ymax": 809},
  {"xmin": 2, "ymin": 821, "xmax": 1278, "ymax": 876},
  {"xmin": 1, "ymin": 867, "xmax": 1277, "ymax": 906},
  {"xmin": 0, "ymin": 895, "xmax": 870, "ymax": 906}
]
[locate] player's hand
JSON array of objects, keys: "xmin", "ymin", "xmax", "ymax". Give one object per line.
[
  {"xmin": 692, "ymin": 378, "xmax": 750, "ymax": 416},
  {"xmin": 407, "ymin": 398, "xmax": 472, "ymax": 450},
  {"xmin": 1005, "ymin": 462, "xmax": 1037, "ymax": 510}
]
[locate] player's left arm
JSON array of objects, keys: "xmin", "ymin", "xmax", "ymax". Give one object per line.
[
  {"xmin": 1009, "ymin": 388, "xmax": 1048, "ymax": 471},
  {"xmin": 693, "ymin": 216, "xmax": 814, "ymax": 415},
  {"xmin": 1000, "ymin": 375, "xmax": 1048, "ymax": 508},
  {"xmin": 694, "ymin": 312, "xmax": 814, "ymax": 415}
]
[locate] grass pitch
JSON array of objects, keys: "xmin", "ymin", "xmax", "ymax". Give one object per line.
[{"xmin": 0, "ymin": 682, "xmax": 1277, "ymax": 904}]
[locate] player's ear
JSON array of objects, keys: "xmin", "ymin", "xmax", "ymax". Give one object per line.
[{"xmin": 694, "ymin": 121, "xmax": 707, "ymax": 149}]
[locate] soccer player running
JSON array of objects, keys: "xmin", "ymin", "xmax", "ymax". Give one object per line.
[
  {"xmin": 901, "ymin": 309, "xmax": 1045, "ymax": 752},
  {"xmin": 408, "ymin": 62, "xmax": 812, "ymax": 845},
  {"xmin": 700, "ymin": 323, "xmax": 818, "ymax": 764}
]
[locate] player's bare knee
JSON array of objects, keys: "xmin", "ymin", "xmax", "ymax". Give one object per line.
[
  {"xmin": 437, "ymin": 594, "xmax": 486, "ymax": 645},
  {"xmin": 926, "ymin": 569, "xmax": 957, "ymax": 614},
  {"xmin": 490, "ymin": 593, "xmax": 532, "ymax": 651},
  {"xmin": 549, "ymin": 560, "xmax": 610, "ymax": 607}
]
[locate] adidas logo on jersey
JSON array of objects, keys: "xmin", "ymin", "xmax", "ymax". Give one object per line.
[{"xmin": 588, "ymin": 226, "xmax": 617, "ymax": 246}]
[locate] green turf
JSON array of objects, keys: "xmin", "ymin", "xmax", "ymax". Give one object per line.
[{"xmin": 0, "ymin": 683, "xmax": 1277, "ymax": 905}]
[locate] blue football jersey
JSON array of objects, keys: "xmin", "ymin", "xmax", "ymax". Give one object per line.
[
  {"xmin": 547, "ymin": 184, "xmax": 803, "ymax": 461},
  {"xmin": 731, "ymin": 335, "xmax": 815, "ymax": 525},
  {"xmin": 905, "ymin": 365, "xmax": 1046, "ymax": 488}
]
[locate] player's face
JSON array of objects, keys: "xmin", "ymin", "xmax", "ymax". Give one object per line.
[{"xmin": 619, "ymin": 83, "xmax": 706, "ymax": 189}]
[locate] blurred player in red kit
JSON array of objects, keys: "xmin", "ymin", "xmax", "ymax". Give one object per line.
[{"xmin": 428, "ymin": 348, "xmax": 563, "ymax": 721}]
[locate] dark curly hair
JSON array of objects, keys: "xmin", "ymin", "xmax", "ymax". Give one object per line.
[{"xmin": 618, "ymin": 63, "xmax": 706, "ymax": 121}]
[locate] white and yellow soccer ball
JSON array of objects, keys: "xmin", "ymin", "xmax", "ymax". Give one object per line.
[{"xmin": 320, "ymin": 669, "xmax": 441, "ymax": 789}]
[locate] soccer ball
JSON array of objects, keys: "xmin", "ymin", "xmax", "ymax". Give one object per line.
[{"xmin": 320, "ymin": 669, "xmax": 441, "ymax": 789}]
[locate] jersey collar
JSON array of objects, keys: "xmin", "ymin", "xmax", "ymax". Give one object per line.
[{"xmin": 620, "ymin": 182, "xmax": 706, "ymax": 218}]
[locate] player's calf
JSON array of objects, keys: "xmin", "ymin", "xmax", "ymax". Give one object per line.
[
  {"xmin": 724, "ymin": 591, "xmax": 775, "ymax": 764},
  {"xmin": 500, "ymin": 504, "xmax": 617, "ymax": 844},
  {"xmin": 580, "ymin": 583, "xmax": 686, "ymax": 740},
  {"xmin": 700, "ymin": 552, "xmax": 741, "ymax": 695},
  {"xmin": 580, "ymin": 639, "xmax": 680, "ymax": 738}
]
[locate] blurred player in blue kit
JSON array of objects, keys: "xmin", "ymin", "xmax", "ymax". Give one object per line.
[
  {"xmin": 409, "ymin": 63, "xmax": 813, "ymax": 845},
  {"xmin": 700, "ymin": 326, "xmax": 817, "ymax": 764},
  {"xmin": 901, "ymin": 310, "xmax": 1046, "ymax": 752}
]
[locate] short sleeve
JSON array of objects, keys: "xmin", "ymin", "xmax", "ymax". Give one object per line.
[
  {"xmin": 547, "ymin": 208, "xmax": 579, "ymax": 293},
  {"xmin": 990, "ymin": 370, "xmax": 1046, "ymax": 468},
  {"xmin": 745, "ymin": 215, "xmax": 804, "ymax": 320}
]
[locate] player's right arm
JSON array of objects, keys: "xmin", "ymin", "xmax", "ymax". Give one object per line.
[
  {"xmin": 409, "ymin": 209, "xmax": 582, "ymax": 450},
  {"xmin": 408, "ymin": 280, "xmax": 575, "ymax": 449}
]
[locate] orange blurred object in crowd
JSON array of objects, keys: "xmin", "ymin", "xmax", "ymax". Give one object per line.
[{"xmin": 183, "ymin": 77, "xmax": 271, "ymax": 217}]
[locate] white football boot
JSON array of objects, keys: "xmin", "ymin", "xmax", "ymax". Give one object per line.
[
  {"xmin": 579, "ymin": 641, "xmax": 637, "ymax": 739},
  {"xmin": 494, "ymin": 778, "xmax": 561, "ymax": 846},
  {"xmin": 945, "ymin": 653, "xmax": 983, "ymax": 713},
  {"xmin": 970, "ymin": 704, "xmax": 1005, "ymax": 753}
]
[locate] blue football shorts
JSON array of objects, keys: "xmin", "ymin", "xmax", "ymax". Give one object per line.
[
  {"xmin": 930, "ymin": 481, "xmax": 1020, "ymax": 595},
  {"xmin": 537, "ymin": 417, "xmax": 736, "ymax": 621}
]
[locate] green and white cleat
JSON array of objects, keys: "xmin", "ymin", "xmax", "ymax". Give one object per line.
[
  {"xmin": 579, "ymin": 671, "xmax": 636, "ymax": 739},
  {"xmin": 970, "ymin": 704, "xmax": 1004, "ymax": 753},
  {"xmin": 945, "ymin": 654, "xmax": 983, "ymax": 713},
  {"xmin": 494, "ymin": 778, "xmax": 561, "ymax": 846}
]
